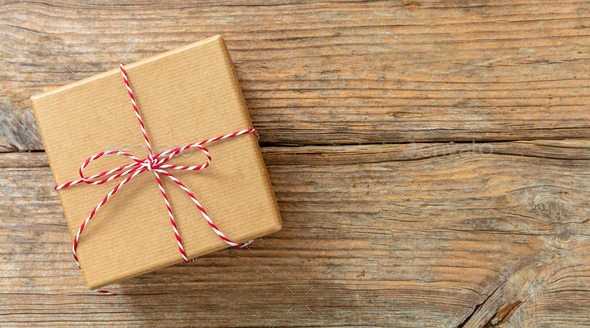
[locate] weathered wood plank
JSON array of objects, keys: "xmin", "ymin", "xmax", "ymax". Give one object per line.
[
  {"xmin": 1, "ymin": 1, "xmax": 590, "ymax": 150},
  {"xmin": 1, "ymin": 142, "xmax": 589, "ymax": 327}
]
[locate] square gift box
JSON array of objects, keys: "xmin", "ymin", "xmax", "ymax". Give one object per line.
[{"xmin": 31, "ymin": 35, "xmax": 282, "ymax": 290}]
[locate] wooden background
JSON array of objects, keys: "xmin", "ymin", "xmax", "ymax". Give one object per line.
[{"xmin": 1, "ymin": 0, "xmax": 590, "ymax": 327}]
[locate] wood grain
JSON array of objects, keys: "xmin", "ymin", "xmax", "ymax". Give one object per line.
[
  {"xmin": 2, "ymin": 0, "xmax": 590, "ymax": 326},
  {"xmin": 1, "ymin": 1, "xmax": 590, "ymax": 150},
  {"xmin": 1, "ymin": 142, "xmax": 590, "ymax": 327}
]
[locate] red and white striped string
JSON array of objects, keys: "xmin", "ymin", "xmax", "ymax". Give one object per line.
[{"xmin": 56, "ymin": 63, "xmax": 258, "ymax": 296}]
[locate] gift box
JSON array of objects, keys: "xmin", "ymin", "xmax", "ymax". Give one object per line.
[{"xmin": 31, "ymin": 35, "xmax": 282, "ymax": 291}]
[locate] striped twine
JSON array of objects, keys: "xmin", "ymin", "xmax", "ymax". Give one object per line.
[{"xmin": 56, "ymin": 63, "xmax": 257, "ymax": 295}]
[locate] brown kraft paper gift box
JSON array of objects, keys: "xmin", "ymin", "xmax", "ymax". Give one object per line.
[{"xmin": 30, "ymin": 35, "xmax": 282, "ymax": 290}]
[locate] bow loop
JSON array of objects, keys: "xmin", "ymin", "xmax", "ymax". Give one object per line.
[
  {"xmin": 155, "ymin": 144, "xmax": 212, "ymax": 172},
  {"xmin": 55, "ymin": 150, "xmax": 143, "ymax": 189}
]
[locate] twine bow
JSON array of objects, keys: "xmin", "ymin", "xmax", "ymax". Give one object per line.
[{"xmin": 56, "ymin": 63, "xmax": 257, "ymax": 295}]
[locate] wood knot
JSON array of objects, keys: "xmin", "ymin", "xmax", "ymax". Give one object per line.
[{"xmin": 532, "ymin": 194, "xmax": 575, "ymax": 223}]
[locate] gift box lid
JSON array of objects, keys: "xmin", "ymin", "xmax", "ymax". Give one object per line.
[{"xmin": 31, "ymin": 35, "xmax": 282, "ymax": 290}]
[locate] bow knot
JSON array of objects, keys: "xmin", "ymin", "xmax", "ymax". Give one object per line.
[{"xmin": 143, "ymin": 156, "xmax": 156, "ymax": 171}]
